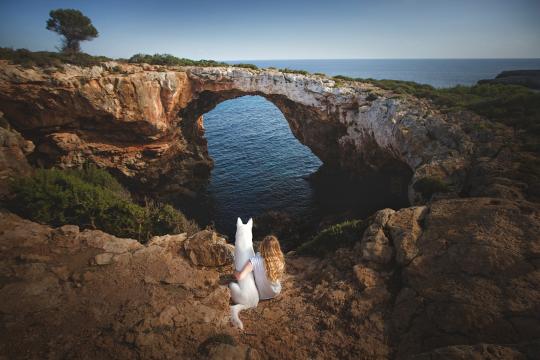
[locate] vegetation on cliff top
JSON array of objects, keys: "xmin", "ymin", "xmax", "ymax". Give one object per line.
[
  {"xmin": 8, "ymin": 165, "xmax": 199, "ymax": 242},
  {"xmin": 297, "ymin": 219, "xmax": 368, "ymax": 257},
  {"xmin": 333, "ymin": 75, "xmax": 540, "ymax": 140},
  {"xmin": 279, "ymin": 68, "xmax": 310, "ymax": 75},
  {"xmin": 0, "ymin": 47, "xmax": 112, "ymax": 67},
  {"xmin": 128, "ymin": 53, "xmax": 259, "ymax": 69},
  {"xmin": 0, "ymin": 48, "xmax": 260, "ymax": 70},
  {"xmin": 128, "ymin": 53, "xmax": 229, "ymax": 67}
]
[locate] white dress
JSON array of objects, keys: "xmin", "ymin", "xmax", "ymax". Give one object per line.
[{"xmin": 249, "ymin": 252, "xmax": 282, "ymax": 300}]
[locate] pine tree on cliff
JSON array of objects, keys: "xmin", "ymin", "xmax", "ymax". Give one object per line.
[{"xmin": 46, "ymin": 9, "xmax": 98, "ymax": 53}]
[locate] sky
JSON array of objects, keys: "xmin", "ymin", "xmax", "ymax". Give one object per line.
[{"xmin": 0, "ymin": 0, "xmax": 539, "ymax": 60}]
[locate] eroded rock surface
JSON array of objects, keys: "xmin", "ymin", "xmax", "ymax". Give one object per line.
[
  {"xmin": 0, "ymin": 211, "xmax": 235, "ymax": 359},
  {"xmin": 0, "ymin": 61, "xmax": 475, "ymax": 202},
  {"xmin": 1, "ymin": 195, "xmax": 538, "ymax": 359},
  {"xmin": 184, "ymin": 230, "xmax": 234, "ymax": 267},
  {"xmin": 0, "ymin": 112, "xmax": 34, "ymax": 197}
]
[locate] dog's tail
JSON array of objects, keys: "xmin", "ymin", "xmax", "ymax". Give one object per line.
[{"xmin": 230, "ymin": 304, "xmax": 248, "ymax": 330}]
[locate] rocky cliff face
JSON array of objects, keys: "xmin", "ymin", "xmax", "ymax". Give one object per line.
[
  {"xmin": 0, "ymin": 111, "xmax": 34, "ymax": 197},
  {"xmin": 0, "ymin": 61, "xmax": 473, "ymax": 202}
]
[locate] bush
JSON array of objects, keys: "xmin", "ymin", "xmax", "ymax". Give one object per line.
[
  {"xmin": 146, "ymin": 201, "xmax": 199, "ymax": 237},
  {"xmin": 8, "ymin": 166, "xmax": 198, "ymax": 242},
  {"xmin": 0, "ymin": 47, "xmax": 111, "ymax": 68},
  {"xmin": 232, "ymin": 63, "xmax": 258, "ymax": 70},
  {"xmin": 68, "ymin": 164, "xmax": 131, "ymax": 200},
  {"xmin": 333, "ymin": 75, "xmax": 355, "ymax": 82},
  {"xmin": 297, "ymin": 219, "xmax": 367, "ymax": 256},
  {"xmin": 128, "ymin": 53, "xmax": 228, "ymax": 67},
  {"xmin": 413, "ymin": 177, "xmax": 450, "ymax": 200},
  {"xmin": 279, "ymin": 68, "xmax": 310, "ymax": 75}
]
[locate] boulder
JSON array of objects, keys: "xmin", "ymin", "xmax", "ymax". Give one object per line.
[
  {"xmin": 358, "ymin": 208, "xmax": 395, "ymax": 264},
  {"xmin": 184, "ymin": 230, "xmax": 234, "ymax": 267},
  {"xmin": 386, "ymin": 206, "xmax": 427, "ymax": 265}
]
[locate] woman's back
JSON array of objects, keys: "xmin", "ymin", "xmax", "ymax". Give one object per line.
[{"xmin": 250, "ymin": 252, "xmax": 282, "ymax": 300}]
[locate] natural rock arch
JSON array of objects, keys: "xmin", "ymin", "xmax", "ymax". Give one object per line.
[
  {"xmin": 179, "ymin": 67, "xmax": 472, "ymax": 204},
  {"xmin": 0, "ymin": 62, "xmax": 472, "ymax": 203},
  {"xmin": 179, "ymin": 89, "xmax": 344, "ymax": 169}
]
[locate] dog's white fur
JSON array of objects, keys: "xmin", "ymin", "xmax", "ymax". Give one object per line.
[{"xmin": 229, "ymin": 217, "xmax": 259, "ymax": 329}]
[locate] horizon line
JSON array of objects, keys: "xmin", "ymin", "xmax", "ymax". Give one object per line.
[
  {"xmin": 3, "ymin": 47, "xmax": 540, "ymax": 62},
  {"xmin": 223, "ymin": 57, "xmax": 540, "ymax": 62}
]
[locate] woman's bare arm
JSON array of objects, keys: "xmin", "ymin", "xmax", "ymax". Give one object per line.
[{"xmin": 234, "ymin": 260, "xmax": 253, "ymax": 281}]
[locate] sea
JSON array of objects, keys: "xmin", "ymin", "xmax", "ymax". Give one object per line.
[{"xmin": 194, "ymin": 59, "xmax": 540, "ymax": 237}]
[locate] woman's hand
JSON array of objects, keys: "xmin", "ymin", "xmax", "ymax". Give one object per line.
[{"xmin": 234, "ymin": 261, "xmax": 253, "ymax": 281}]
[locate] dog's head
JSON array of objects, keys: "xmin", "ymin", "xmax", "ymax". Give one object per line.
[{"xmin": 235, "ymin": 217, "xmax": 253, "ymax": 248}]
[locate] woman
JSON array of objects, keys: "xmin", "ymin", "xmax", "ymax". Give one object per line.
[{"xmin": 234, "ymin": 235, "xmax": 285, "ymax": 299}]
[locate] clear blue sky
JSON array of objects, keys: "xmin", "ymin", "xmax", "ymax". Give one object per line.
[{"xmin": 1, "ymin": 0, "xmax": 539, "ymax": 60}]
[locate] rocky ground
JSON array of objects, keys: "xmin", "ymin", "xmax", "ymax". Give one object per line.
[{"xmin": 1, "ymin": 194, "xmax": 539, "ymax": 359}]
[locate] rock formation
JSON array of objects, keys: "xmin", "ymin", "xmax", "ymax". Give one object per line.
[
  {"xmin": 0, "ymin": 61, "xmax": 472, "ymax": 202},
  {"xmin": 0, "ymin": 211, "xmax": 243, "ymax": 359},
  {"xmin": 0, "ymin": 111, "xmax": 34, "ymax": 197},
  {"xmin": 1, "ymin": 60, "xmax": 539, "ymax": 359},
  {"xmin": 1, "ymin": 195, "xmax": 538, "ymax": 359}
]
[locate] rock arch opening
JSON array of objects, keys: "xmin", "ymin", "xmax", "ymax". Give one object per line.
[{"xmin": 176, "ymin": 89, "xmax": 413, "ymax": 242}]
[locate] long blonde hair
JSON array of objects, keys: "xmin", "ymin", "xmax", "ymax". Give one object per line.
[{"xmin": 259, "ymin": 235, "xmax": 285, "ymax": 282}]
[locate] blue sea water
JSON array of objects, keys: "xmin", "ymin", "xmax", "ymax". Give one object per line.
[
  {"xmin": 233, "ymin": 58, "xmax": 540, "ymax": 88},
  {"xmin": 199, "ymin": 59, "xmax": 540, "ymax": 236}
]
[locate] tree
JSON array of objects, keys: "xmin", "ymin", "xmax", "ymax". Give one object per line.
[{"xmin": 46, "ymin": 9, "xmax": 98, "ymax": 53}]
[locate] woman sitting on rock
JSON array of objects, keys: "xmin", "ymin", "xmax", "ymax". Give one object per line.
[{"xmin": 234, "ymin": 235, "xmax": 285, "ymax": 300}]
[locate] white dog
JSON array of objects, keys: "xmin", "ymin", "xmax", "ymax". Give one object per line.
[{"xmin": 229, "ymin": 217, "xmax": 259, "ymax": 329}]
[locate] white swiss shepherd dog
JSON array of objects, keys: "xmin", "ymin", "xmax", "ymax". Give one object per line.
[{"xmin": 229, "ymin": 217, "xmax": 259, "ymax": 329}]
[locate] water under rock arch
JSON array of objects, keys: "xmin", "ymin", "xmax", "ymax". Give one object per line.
[
  {"xmin": 181, "ymin": 94, "xmax": 412, "ymax": 239},
  {"xmin": 198, "ymin": 95, "xmax": 322, "ymax": 236}
]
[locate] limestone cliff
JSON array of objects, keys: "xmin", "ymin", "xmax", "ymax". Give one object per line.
[
  {"xmin": 0, "ymin": 111, "xmax": 34, "ymax": 197},
  {"xmin": 0, "ymin": 61, "xmax": 474, "ymax": 202}
]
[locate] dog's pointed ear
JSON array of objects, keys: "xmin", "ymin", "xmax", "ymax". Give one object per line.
[
  {"xmin": 236, "ymin": 217, "xmax": 243, "ymax": 227},
  {"xmin": 247, "ymin": 218, "xmax": 253, "ymax": 228}
]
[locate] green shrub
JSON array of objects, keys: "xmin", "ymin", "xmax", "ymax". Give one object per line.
[
  {"xmin": 232, "ymin": 63, "xmax": 258, "ymax": 70},
  {"xmin": 128, "ymin": 53, "xmax": 228, "ymax": 67},
  {"xmin": 8, "ymin": 166, "xmax": 198, "ymax": 242},
  {"xmin": 146, "ymin": 201, "xmax": 199, "ymax": 236},
  {"xmin": 0, "ymin": 47, "xmax": 111, "ymax": 68},
  {"xmin": 297, "ymin": 219, "xmax": 367, "ymax": 257},
  {"xmin": 333, "ymin": 75, "xmax": 355, "ymax": 82},
  {"xmin": 314, "ymin": 72, "xmax": 326, "ymax": 76},
  {"xmin": 67, "ymin": 163, "xmax": 131, "ymax": 200},
  {"xmin": 413, "ymin": 177, "xmax": 450, "ymax": 200},
  {"xmin": 279, "ymin": 68, "xmax": 310, "ymax": 75}
]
